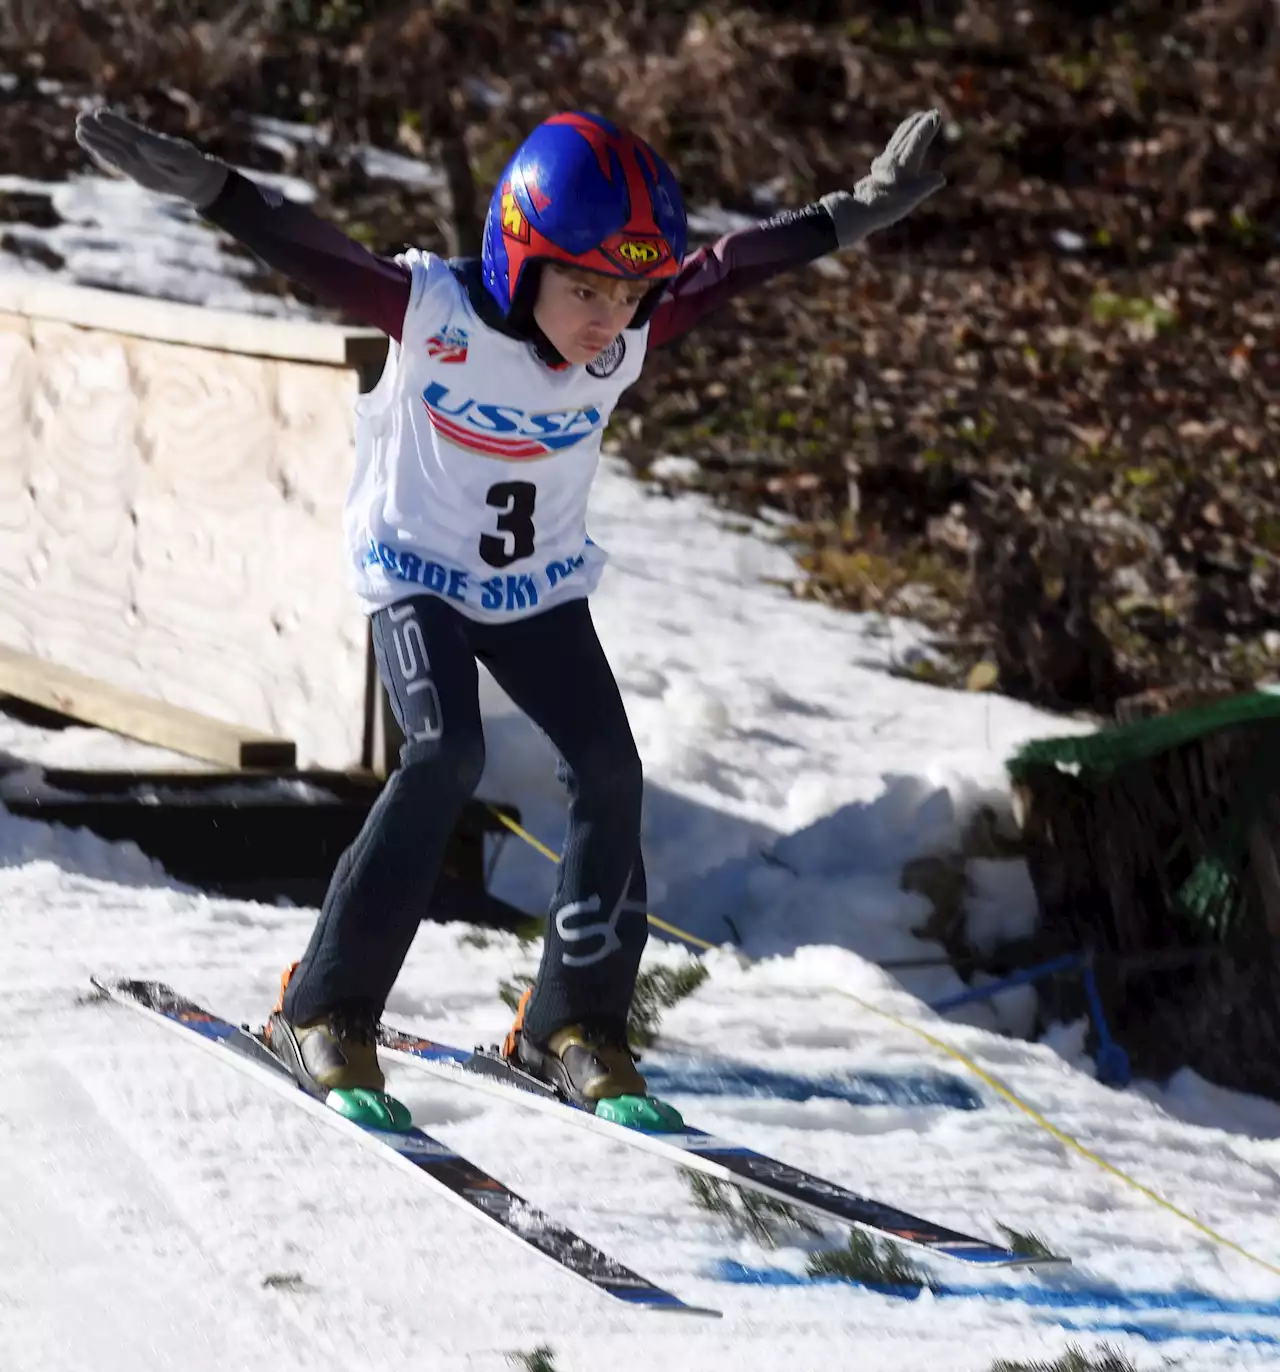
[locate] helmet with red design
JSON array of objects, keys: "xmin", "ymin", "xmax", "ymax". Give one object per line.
[{"xmin": 480, "ymin": 111, "xmax": 687, "ymax": 335}]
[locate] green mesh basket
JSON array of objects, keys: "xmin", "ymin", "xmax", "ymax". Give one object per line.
[{"xmin": 1009, "ymin": 688, "xmax": 1280, "ymax": 944}]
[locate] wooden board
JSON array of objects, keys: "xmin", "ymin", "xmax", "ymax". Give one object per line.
[
  {"xmin": 0, "ymin": 645, "xmax": 295, "ymax": 769},
  {"xmin": 0, "ymin": 276, "xmax": 386, "ymax": 367}
]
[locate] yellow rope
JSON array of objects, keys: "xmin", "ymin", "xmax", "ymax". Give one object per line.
[
  {"xmin": 838, "ymin": 989, "xmax": 1280, "ymax": 1278},
  {"xmin": 486, "ymin": 805, "xmax": 720, "ymax": 951},
  {"xmin": 485, "ymin": 801, "xmax": 1280, "ymax": 1277},
  {"xmin": 643, "ymin": 912, "xmax": 716, "ymax": 950}
]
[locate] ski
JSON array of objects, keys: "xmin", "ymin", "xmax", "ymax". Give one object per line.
[
  {"xmin": 90, "ymin": 977, "xmax": 717, "ymax": 1316},
  {"xmin": 377, "ymin": 1023, "xmax": 1067, "ymax": 1270}
]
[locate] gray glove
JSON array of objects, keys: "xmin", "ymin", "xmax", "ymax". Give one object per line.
[
  {"xmin": 820, "ymin": 109, "xmax": 946, "ymax": 249},
  {"xmin": 75, "ymin": 107, "xmax": 229, "ymax": 210}
]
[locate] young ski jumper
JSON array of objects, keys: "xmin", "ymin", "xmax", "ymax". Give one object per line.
[{"xmin": 75, "ymin": 106, "xmax": 945, "ymax": 1109}]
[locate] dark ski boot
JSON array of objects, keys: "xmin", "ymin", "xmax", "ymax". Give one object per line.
[
  {"xmin": 265, "ymin": 964, "xmax": 409, "ymax": 1130},
  {"xmin": 502, "ymin": 985, "xmax": 680, "ymax": 1130}
]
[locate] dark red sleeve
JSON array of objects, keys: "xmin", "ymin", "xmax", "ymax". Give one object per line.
[
  {"xmin": 200, "ymin": 171, "xmax": 413, "ymax": 341},
  {"xmin": 646, "ymin": 203, "xmax": 839, "ymax": 349}
]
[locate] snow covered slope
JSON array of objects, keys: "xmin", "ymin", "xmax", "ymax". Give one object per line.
[{"xmin": 5, "ymin": 463, "xmax": 1280, "ymax": 1371}]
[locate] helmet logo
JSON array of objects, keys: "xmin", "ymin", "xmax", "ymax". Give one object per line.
[
  {"xmin": 619, "ymin": 240, "xmax": 661, "ymax": 265},
  {"xmin": 602, "ymin": 235, "xmax": 672, "ymax": 276},
  {"xmin": 501, "ymin": 187, "xmax": 530, "ymax": 243}
]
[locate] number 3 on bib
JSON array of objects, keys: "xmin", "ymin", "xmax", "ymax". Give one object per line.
[{"xmin": 480, "ymin": 481, "xmax": 536, "ymax": 569}]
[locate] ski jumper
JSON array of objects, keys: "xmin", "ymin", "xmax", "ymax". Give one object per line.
[{"xmin": 202, "ymin": 176, "xmax": 841, "ymax": 1039}]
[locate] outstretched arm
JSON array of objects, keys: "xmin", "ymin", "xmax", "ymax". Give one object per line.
[
  {"xmin": 647, "ymin": 204, "xmax": 838, "ymax": 349},
  {"xmin": 200, "ymin": 172, "xmax": 412, "ymax": 341},
  {"xmin": 648, "ymin": 109, "xmax": 946, "ymax": 350},
  {"xmin": 76, "ymin": 108, "xmax": 412, "ymax": 340}
]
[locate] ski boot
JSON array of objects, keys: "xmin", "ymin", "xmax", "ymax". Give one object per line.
[
  {"xmin": 265, "ymin": 964, "xmax": 410, "ymax": 1131},
  {"xmin": 502, "ymin": 985, "xmax": 683, "ymax": 1131}
]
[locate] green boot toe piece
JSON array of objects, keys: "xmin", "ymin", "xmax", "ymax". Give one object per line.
[
  {"xmin": 326, "ymin": 1087, "xmax": 413, "ymax": 1132},
  {"xmin": 595, "ymin": 1094, "xmax": 684, "ymax": 1132}
]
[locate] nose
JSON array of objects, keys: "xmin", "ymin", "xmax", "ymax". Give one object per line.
[{"xmin": 583, "ymin": 304, "xmax": 619, "ymax": 337}]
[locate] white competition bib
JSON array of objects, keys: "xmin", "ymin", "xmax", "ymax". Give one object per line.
[{"xmin": 343, "ymin": 249, "xmax": 648, "ymax": 621}]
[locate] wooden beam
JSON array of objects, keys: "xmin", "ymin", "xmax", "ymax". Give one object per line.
[
  {"xmin": 0, "ymin": 645, "xmax": 295, "ymax": 770},
  {"xmin": 0, "ymin": 277, "xmax": 386, "ymax": 368}
]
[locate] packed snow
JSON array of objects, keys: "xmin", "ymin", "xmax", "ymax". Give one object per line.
[{"xmin": 5, "ymin": 464, "xmax": 1280, "ymax": 1370}]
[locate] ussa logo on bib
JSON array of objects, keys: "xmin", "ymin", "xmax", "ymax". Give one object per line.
[
  {"xmin": 426, "ymin": 325, "xmax": 469, "ymax": 363},
  {"xmin": 421, "ymin": 381, "xmax": 604, "ymax": 460}
]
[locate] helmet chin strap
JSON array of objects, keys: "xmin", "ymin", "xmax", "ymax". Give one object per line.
[
  {"xmin": 528, "ymin": 321, "xmax": 568, "ymax": 369},
  {"xmin": 451, "ymin": 257, "xmax": 566, "ymax": 366},
  {"xmin": 504, "ymin": 261, "xmax": 570, "ymax": 367}
]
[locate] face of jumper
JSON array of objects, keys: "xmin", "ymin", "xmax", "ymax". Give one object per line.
[{"xmin": 531, "ymin": 264, "xmax": 651, "ymax": 366}]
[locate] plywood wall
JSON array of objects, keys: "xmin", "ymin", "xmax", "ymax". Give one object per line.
[{"xmin": 0, "ymin": 283, "xmax": 387, "ymax": 770}]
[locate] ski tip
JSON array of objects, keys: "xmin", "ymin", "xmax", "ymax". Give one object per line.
[
  {"xmin": 611, "ymin": 1284, "xmax": 709, "ymax": 1310},
  {"xmin": 616, "ymin": 1292, "xmax": 721, "ymax": 1318},
  {"xmin": 87, "ymin": 974, "xmax": 133, "ymax": 1003},
  {"xmin": 84, "ymin": 975, "xmax": 113, "ymax": 1006},
  {"xmin": 89, "ymin": 974, "xmax": 155, "ymax": 996}
]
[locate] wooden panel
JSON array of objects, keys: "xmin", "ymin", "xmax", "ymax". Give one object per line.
[
  {"xmin": 0, "ymin": 644, "xmax": 295, "ymax": 769},
  {"xmin": 0, "ymin": 301, "xmax": 378, "ymax": 769}
]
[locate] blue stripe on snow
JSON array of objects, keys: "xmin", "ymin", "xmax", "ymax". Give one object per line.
[
  {"xmin": 710, "ymin": 1260, "xmax": 1280, "ymax": 1349},
  {"xmin": 1049, "ymin": 1316, "xmax": 1280, "ymax": 1349},
  {"xmin": 711, "ymin": 1259, "xmax": 1280, "ymax": 1320},
  {"xmin": 642, "ymin": 1060, "xmax": 982, "ymax": 1110}
]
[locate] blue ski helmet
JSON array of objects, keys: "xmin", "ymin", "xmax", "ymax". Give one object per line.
[{"xmin": 481, "ymin": 112, "xmax": 687, "ymax": 331}]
